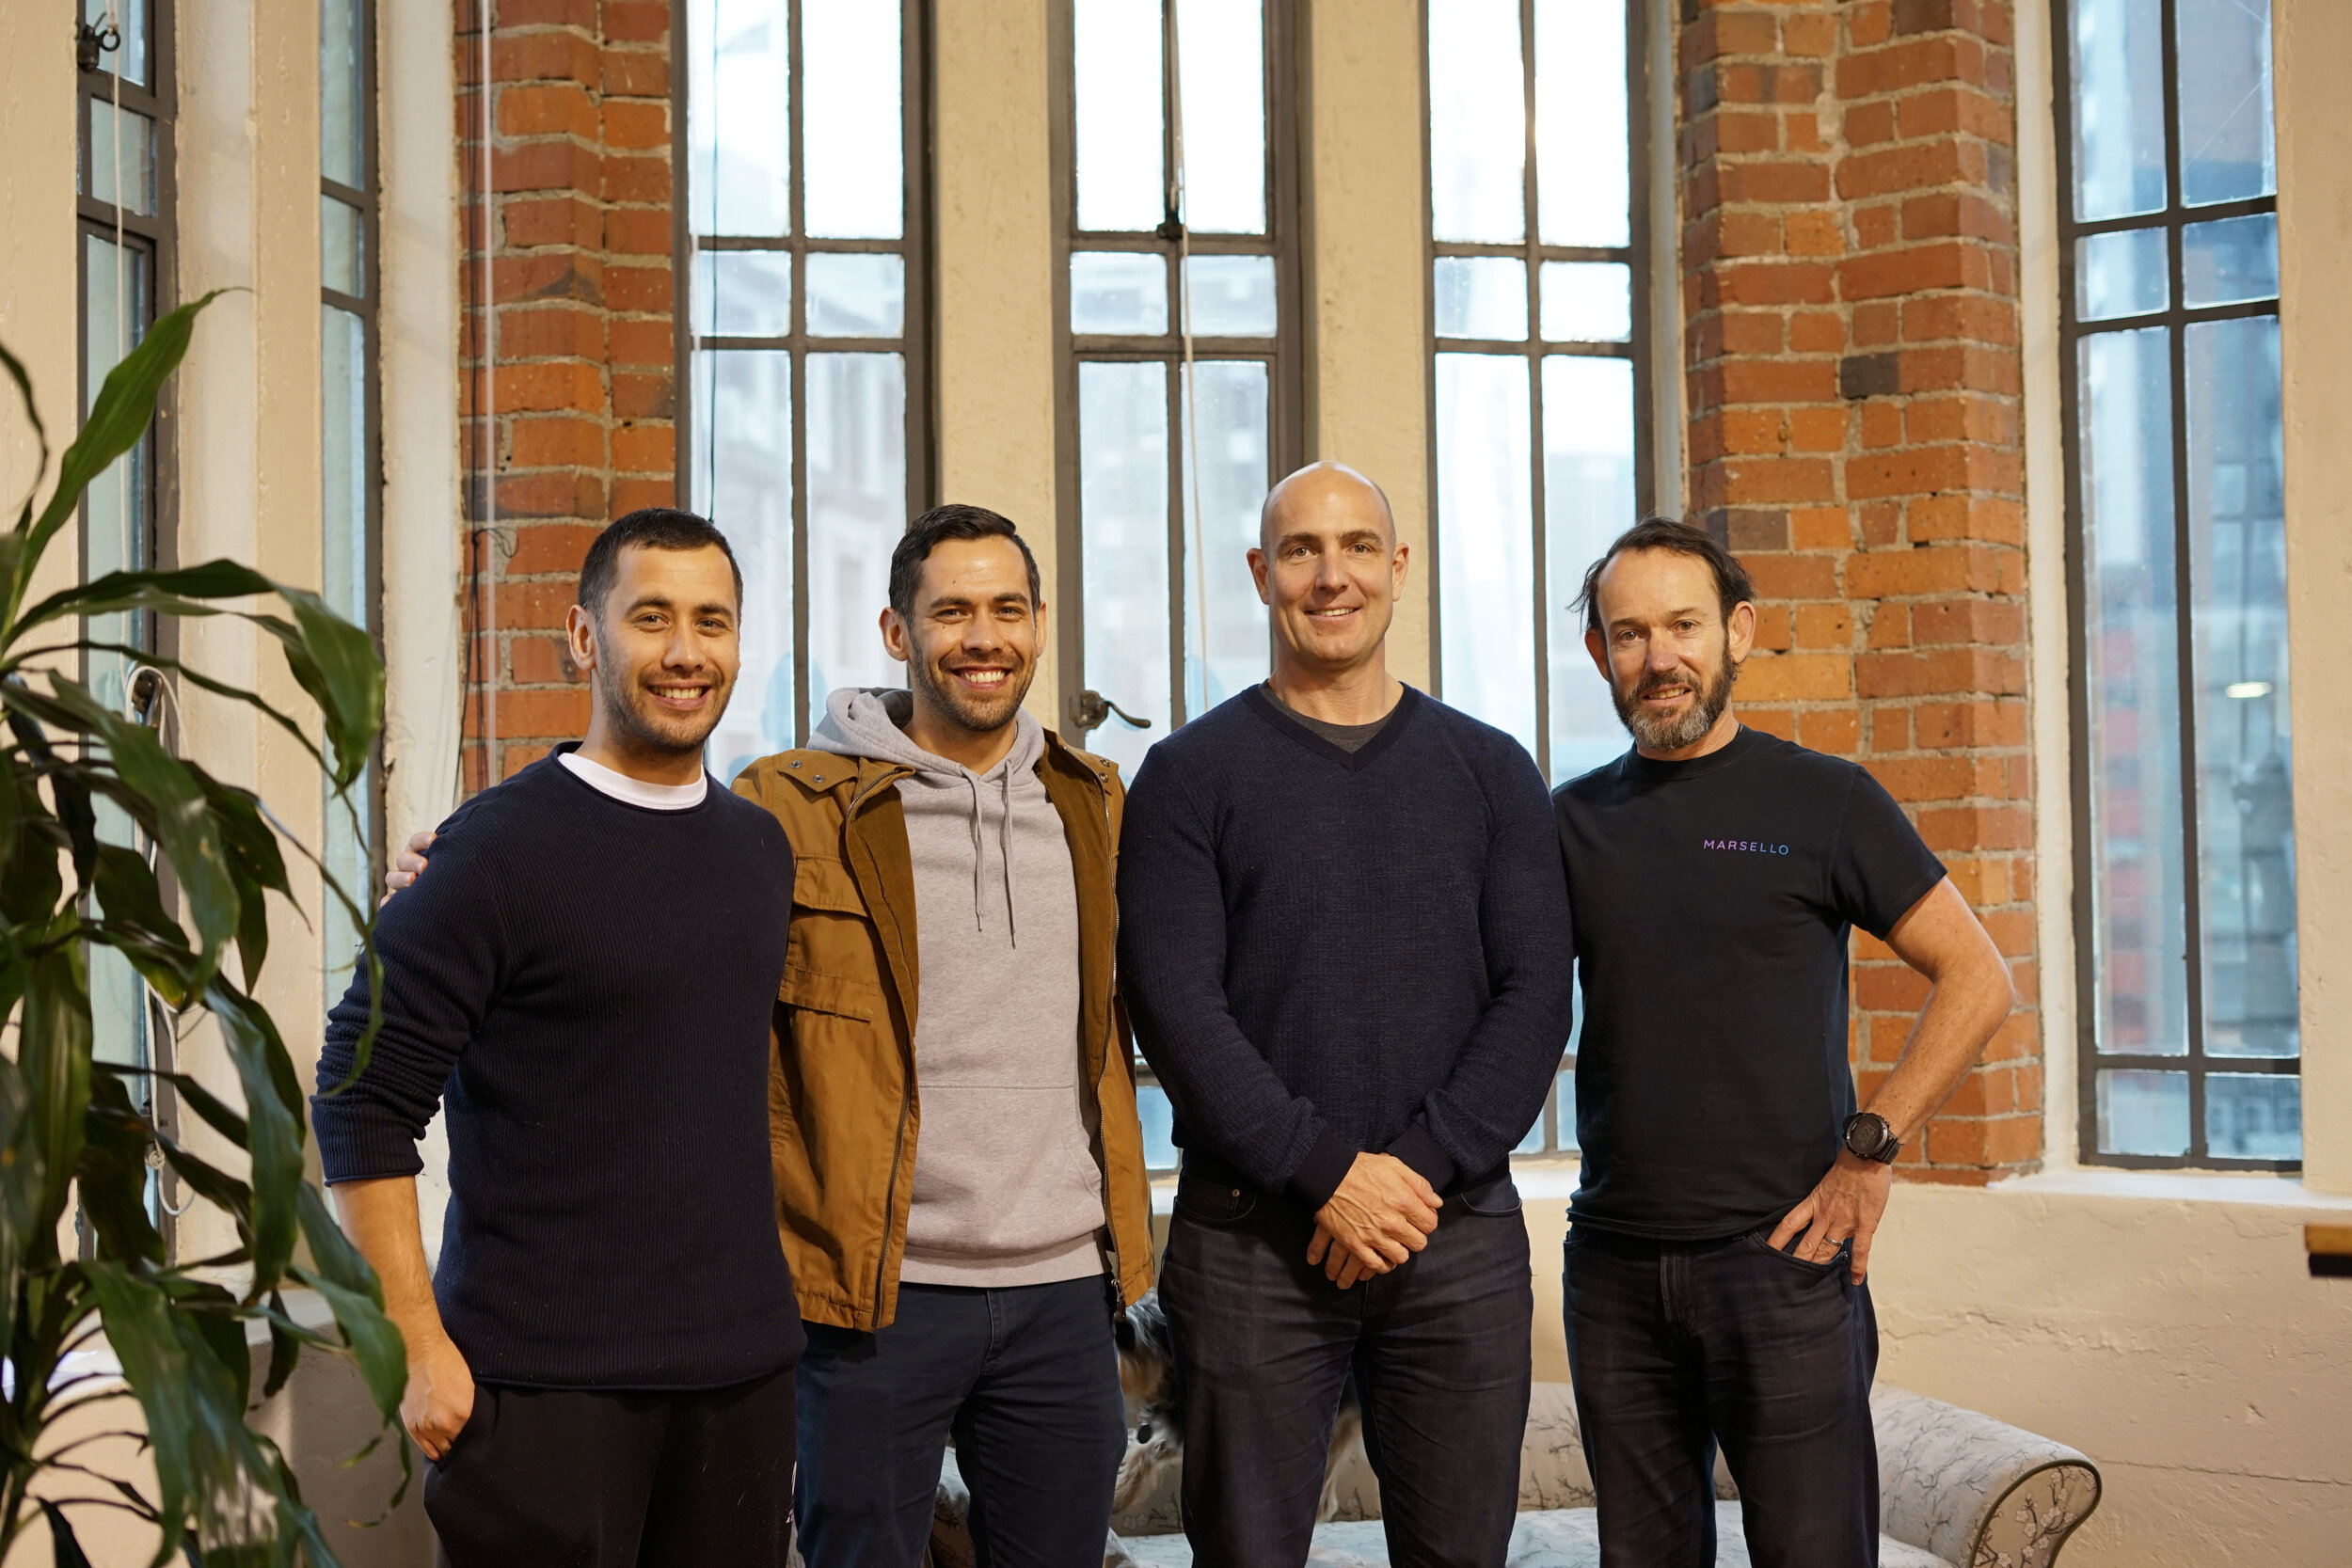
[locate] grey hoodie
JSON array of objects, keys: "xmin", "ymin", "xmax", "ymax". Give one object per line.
[{"xmin": 808, "ymin": 688, "xmax": 1105, "ymax": 1287}]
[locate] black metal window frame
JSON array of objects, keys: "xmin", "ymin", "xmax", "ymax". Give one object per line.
[
  {"xmin": 1422, "ymin": 0, "xmax": 1650, "ymax": 1162},
  {"xmin": 321, "ymin": 0, "xmax": 389, "ymax": 898},
  {"xmin": 1421, "ymin": 0, "xmax": 1655, "ymax": 779},
  {"xmin": 2050, "ymin": 0, "xmax": 2294, "ymax": 1170},
  {"xmin": 673, "ymin": 0, "xmax": 936, "ymax": 748},
  {"xmin": 1045, "ymin": 0, "xmax": 1308, "ymax": 748}
]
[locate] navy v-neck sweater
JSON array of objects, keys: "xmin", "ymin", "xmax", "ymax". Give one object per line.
[
  {"xmin": 312, "ymin": 752, "xmax": 802, "ymax": 1390},
  {"xmin": 1116, "ymin": 685, "xmax": 1577, "ymax": 1210}
]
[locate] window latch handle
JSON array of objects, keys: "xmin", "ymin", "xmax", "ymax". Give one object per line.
[{"xmin": 1072, "ymin": 689, "xmax": 1152, "ymax": 733}]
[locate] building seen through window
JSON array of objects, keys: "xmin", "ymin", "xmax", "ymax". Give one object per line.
[
  {"xmin": 2058, "ymin": 0, "xmax": 2297, "ymax": 1165},
  {"xmin": 685, "ymin": 0, "xmax": 929, "ymax": 778}
]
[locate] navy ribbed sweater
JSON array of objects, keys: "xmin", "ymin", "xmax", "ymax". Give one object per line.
[
  {"xmin": 311, "ymin": 750, "xmax": 803, "ymax": 1390},
  {"xmin": 1116, "ymin": 686, "xmax": 1576, "ymax": 1210}
]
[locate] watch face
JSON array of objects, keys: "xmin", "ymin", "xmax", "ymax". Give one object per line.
[{"xmin": 1848, "ymin": 1113, "xmax": 1889, "ymax": 1159}]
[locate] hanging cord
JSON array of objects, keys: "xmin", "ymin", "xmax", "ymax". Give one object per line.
[
  {"xmin": 469, "ymin": 0, "xmax": 499, "ymax": 794},
  {"xmin": 1165, "ymin": 2, "xmax": 1209, "ymax": 715}
]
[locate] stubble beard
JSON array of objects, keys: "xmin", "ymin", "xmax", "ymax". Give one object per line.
[
  {"xmin": 908, "ymin": 649, "xmax": 1036, "ymax": 739},
  {"xmin": 591, "ymin": 644, "xmax": 729, "ymax": 758}
]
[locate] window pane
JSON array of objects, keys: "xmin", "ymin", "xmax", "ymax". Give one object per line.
[
  {"xmin": 1540, "ymin": 262, "xmax": 1632, "ymax": 343},
  {"xmin": 84, "ymin": 232, "xmax": 151, "ymax": 673},
  {"xmin": 697, "ymin": 350, "xmax": 796, "ymax": 778},
  {"xmin": 1079, "ymin": 360, "xmax": 1172, "ymax": 776},
  {"xmin": 1180, "ymin": 360, "xmax": 1270, "ymax": 716},
  {"xmin": 803, "ymin": 0, "xmax": 903, "ymax": 239},
  {"xmin": 322, "ymin": 195, "xmax": 366, "ymax": 296},
  {"xmin": 1072, "ymin": 251, "xmax": 1169, "ymax": 335},
  {"xmin": 2071, "ymin": 0, "xmax": 2166, "ymax": 221},
  {"xmin": 2076, "ymin": 227, "xmax": 2167, "ymax": 322},
  {"xmin": 689, "ymin": 0, "xmax": 792, "ymax": 236},
  {"xmin": 1556, "ymin": 1066, "xmax": 1578, "ymax": 1152},
  {"xmin": 87, "ymin": 0, "xmax": 150, "ymax": 87},
  {"xmin": 322, "ymin": 305, "xmax": 368, "ymax": 629},
  {"xmin": 1135, "ymin": 1082, "xmax": 1179, "ymax": 1170},
  {"xmin": 2096, "ymin": 1069, "xmax": 2190, "ymax": 1156},
  {"xmin": 1428, "ymin": 0, "xmax": 1526, "ymax": 243},
  {"xmin": 1534, "ymin": 0, "xmax": 1629, "ymax": 247},
  {"xmin": 1172, "ymin": 0, "xmax": 1265, "ymax": 234},
  {"xmin": 806, "ymin": 353, "xmax": 908, "ymax": 730},
  {"xmin": 1075, "ymin": 0, "xmax": 1167, "ymax": 232},
  {"xmin": 695, "ymin": 248, "xmax": 794, "ymax": 338},
  {"xmin": 2079, "ymin": 326, "xmax": 2189, "ymax": 1057},
  {"xmin": 1543, "ymin": 355, "xmax": 1635, "ymax": 782},
  {"xmin": 1434, "ymin": 257, "xmax": 1528, "ymax": 341},
  {"xmin": 87, "ymin": 101, "xmax": 156, "ymax": 215},
  {"xmin": 2175, "ymin": 0, "xmax": 2275, "ymax": 207},
  {"xmin": 2185, "ymin": 316, "xmax": 2296, "ymax": 1062},
  {"xmin": 1436, "ymin": 353, "xmax": 1535, "ymax": 753},
  {"xmin": 806, "ymin": 252, "xmax": 905, "ymax": 337},
  {"xmin": 1182, "ymin": 254, "xmax": 1277, "ymax": 337},
  {"xmin": 2206, "ymin": 1073, "xmax": 2298, "ymax": 1159},
  {"xmin": 322, "ymin": 0, "xmax": 364, "ymax": 188},
  {"xmin": 2181, "ymin": 214, "xmax": 2279, "ymax": 309}
]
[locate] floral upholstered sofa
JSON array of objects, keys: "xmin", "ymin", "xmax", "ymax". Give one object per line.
[{"xmin": 917, "ymin": 1381, "xmax": 2102, "ymax": 1568}]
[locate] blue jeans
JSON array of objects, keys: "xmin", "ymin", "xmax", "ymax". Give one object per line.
[
  {"xmin": 1562, "ymin": 1223, "xmax": 1880, "ymax": 1568},
  {"xmin": 794, "ymin": 1276, "xmax": 1127, "ymax": 1568},
  {"xmin": 1159, "ymin": 1169, "xmax": 1534, "ymax": 1568}
]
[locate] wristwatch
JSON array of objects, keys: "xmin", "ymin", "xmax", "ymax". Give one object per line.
[{"xmin": 1843, "ymin": 1111, "xmax": 1900, "ymax": 1164}]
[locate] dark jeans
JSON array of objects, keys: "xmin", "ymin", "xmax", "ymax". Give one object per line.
[
  {"xmin": 423, "ymin": 1365, "xmax": 795, "ymax": 1568},
  {"xmin": 1159, "ymin": 1170, "xmax": 1534, "ymax": 1568},
  {"xmin": 795, "ymin": 1275, "xmax": 1127, "ymax": 1568},
  {"xmin": 1562, "ymin": 1223, "xmax": 1880, "ymax": 1568}
]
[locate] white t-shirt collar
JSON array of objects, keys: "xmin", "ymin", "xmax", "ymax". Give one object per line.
[{"xmin": 558, "ymin": 750, "xmax": 708, "ymax": 811}]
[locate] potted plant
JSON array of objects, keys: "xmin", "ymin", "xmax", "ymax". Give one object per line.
[{"xmin": 1, "ymin": 295, "xmax": 404, "ymax": 1563}]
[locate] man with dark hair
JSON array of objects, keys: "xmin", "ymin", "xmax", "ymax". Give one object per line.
[
  {"xmin": 737, "ymin": 499, "xmax": 1153, "ymax": 1567},
  {"xmin": 318, "ymin": 510, "xmax": 801, "ymax": 1565},
  {"xmin": 385, "ymin": 502, "xmax": 1153, "ymax": 1568},
  {"xmin": 1553, "ymin": 517, "xmax": 2017, "ymax": 1567},
  {"xmin": 1117, "ymin": 461, "xmax": 1577, "ymax": 1568}
]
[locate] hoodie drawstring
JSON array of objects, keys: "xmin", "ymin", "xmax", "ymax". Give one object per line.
[{"xmin": 959, "ymin": 766, "xmax": 1021, "ymax": 947}]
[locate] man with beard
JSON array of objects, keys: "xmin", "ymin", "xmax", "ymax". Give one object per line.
[
  {"xmin": 1553, "ymin": 517, "xmax": 2016, "ymax": 1568},
  {"xmin": 1117, "ymin": 462, "xmax": 1577, "ymax": 1568},
  {"xmin": 316, "ymin": 510, "xmax": 802, "ymax": 1565},
  {"xmin": 732, "ymin": 502, "xmax": 1153, "ymax": 1566},
  {"xmin": 386, "ymin": 504, "xmax": 1153, "ymax": 1566}
]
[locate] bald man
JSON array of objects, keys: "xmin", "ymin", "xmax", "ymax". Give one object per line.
[{"xmin": 1117, "ymin": 463, "xmax": 1576, "ymax": 1568}]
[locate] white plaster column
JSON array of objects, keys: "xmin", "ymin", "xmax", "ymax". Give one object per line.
[{"xmin": 2274, "ymin": 0, "xmax": 2352, "ymax": 1195}]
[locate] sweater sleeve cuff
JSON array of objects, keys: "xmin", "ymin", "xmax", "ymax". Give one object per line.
[
  {"xmin": 1386, "ymin": 1122, "xmax": 1458, "ymax": 1196},
  {"xmin": 1285, "ymin": 1128, "xmax": 1359, "ymax": 1213},
  {"xmin": 311, "ymin": 1105, "xmax": 427, "ymax": 1186}
]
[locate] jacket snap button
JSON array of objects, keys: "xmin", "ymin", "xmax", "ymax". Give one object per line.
[{"xmin": 788, "ymin": 759, "xmax": 800, "ymax": 768}]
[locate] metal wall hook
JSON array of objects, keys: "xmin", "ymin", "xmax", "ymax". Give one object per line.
[{"xmin": 76, "ymin": 20, "xmax": 122, "ymax": 74}]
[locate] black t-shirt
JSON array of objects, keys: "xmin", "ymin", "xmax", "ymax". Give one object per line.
[{"xmin": 1552, "ymin": 725, "xmax": 1946, "ymax": 1240}]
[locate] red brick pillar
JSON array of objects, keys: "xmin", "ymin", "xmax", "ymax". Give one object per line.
[
  {"xmin": 458, "ymin": 0, "xmax": 677, "ymax": 788},
  {"xmin": 1679, "ymin": 0, "xmax": 2041, "ymax": 1180}
]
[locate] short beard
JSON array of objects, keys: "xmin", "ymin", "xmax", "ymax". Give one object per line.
[
  {"xmin": 1611, "ymin": 647, "xmax": 1736, "ymax": 752},
  {"xmin": 590, "ymin": 640, "xmax": 727, "ymax": 758},
  {"xmin": 907, "ymin": 649, "xmax": 1036, "ymax": 738}
]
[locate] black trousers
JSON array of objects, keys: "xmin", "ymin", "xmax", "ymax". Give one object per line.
[
  {"xmin": 1562, "ymin": 1223, "xmax": 1880, "ymax": 1568},
  {"xmin": 1158, "ymin": 1171, "xmax": 1534, "ymax": 1568},
  {"xmin": 795, "ymin": 1276, "xmax": 1128, "ymax": 1568},
  {"xmin": 423, "ymin": 1364, "xmax": 796, "ymax": 1568}
]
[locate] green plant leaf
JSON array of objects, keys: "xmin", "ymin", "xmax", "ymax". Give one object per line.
[
  {"xmin": 260, "ymin": 1291, "xmax": 301, "ymax": 1402},
  {"xmin": 287, "ymin": 1267, "xmax": 407, "ymax": 1424},
  {"xmin": 40, "ymin": 1501, "xmax": 96, "ymax": 1568},
  {"xmin": 18, "ymin": 936, "xmax": 92, "ymax": 1236},
  {"xmin": 35, "ymin": 677, "xmax": 239, "ymax": 990},
  {"xmin": 76, "ymin": 1072, "xmax": 166, "ymax": 1265},
  {"xmin": 277, "ymin": 589, "xmax": 384, "ymax": 788},
  {"xmin": 83, "ymin": 1264, "xmax": 200, "ymax": 1564},
  {"xmin": 0, "ymin": 1052, "xmax": 36, "ymax": 1363},
  {"xmin": 189, "ymin": 770, "xmax": 290, "ymax": 991},
  {"xmin": 1, "ymin": 338, "xmax": 51, "ymax": 531},
  {"xmin": 6, "ymin": 697, "xmax": 99, "ymax": 885},
  {"xmin": 204, "ymin": 985, "xmax": 305, "ymax": 1287},
  {"xmin": 92, "ymin": 843, "xmax": 194, "ymax": 991},
  {"xmin": 11, "ymin": 293, "xmax": 227, "ymax": 629}
]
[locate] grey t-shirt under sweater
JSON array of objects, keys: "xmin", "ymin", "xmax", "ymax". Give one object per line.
[
  {"xmin": 809, "ymin": 689, "xmax": 1104, "ymax": 1287},
  {"xmin": 1263, "ymin": 683, "xmax": 1395, "ymax": 753}
]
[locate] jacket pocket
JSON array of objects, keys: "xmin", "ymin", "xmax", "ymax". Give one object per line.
[
  {"xmin": 791, "ymin": 856, "xmax": 868, "ymax": 914},
  {"xmin": 780, "ymin": 964, "xmax": 881, "ymax": 1022}
]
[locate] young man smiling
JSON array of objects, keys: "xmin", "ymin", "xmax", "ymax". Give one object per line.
[
  {"xmin": 1553, "ymin": 518, "xmax": 2015, "ymax": 1568},
  {"xmin": 1117, "ymin": 462, "xmax": 1577, "ymax": 1568},
  {"xmin": 732, "ymin": 503, "xmax": 1154, "ymax": 1568},
  {"xmin": 317, "ymin": 510, "xmax": 802, "ymax": 1565}
]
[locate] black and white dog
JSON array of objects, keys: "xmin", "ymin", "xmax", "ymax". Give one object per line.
[{"xmin": 1112, "ymin": 1291, "xmax": 1366, "ymax": 1521}]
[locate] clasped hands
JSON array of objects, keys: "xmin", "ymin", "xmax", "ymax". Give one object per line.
[{"xmin": 1307, "ymin": 1151, "xmax": 1441, "ymax": 1290}]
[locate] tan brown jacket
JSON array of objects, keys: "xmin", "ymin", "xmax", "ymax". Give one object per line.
[{"xmin": 732, "ymin": 732, "xmax": 1155, "ymax": 1331}]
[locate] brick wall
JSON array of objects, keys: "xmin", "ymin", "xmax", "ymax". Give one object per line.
[
  {"xmin": 1677, "ymin": 0, "xmax": 2042, "ymax": 1180},
  {"xmin": 459, "ymin": 0, "xmax": 676, "ymax": 789}
]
